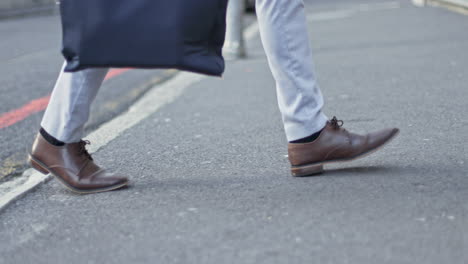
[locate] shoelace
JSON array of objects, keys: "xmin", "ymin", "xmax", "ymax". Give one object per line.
[
  {"xmin": 330, "ymin": 116, "xmax": 344, "ymax": 129},
  {"xmin": 78, "ymin": 140, "xmax": 94, "ymax": 161},
  {"xmin": 330, "ymin": 116, "xmax": 352, "ymax": 142}
]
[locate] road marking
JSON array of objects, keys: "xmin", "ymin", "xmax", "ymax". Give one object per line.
[
  {"xmin": 0, "ymin": 169, "xmax": 49, "ymax": 211},
  {"xmin": 0, "ymin": 21, "xmax": 261, "ymax": 212},
  {"xmin": 412, "ymin": 0, "xmax": 426, "ymax": 6},
  {"xmin": 307, "ymin": 1, "xmax": 400, "ymax": 22},
  {"xmin": 308, "ymin": 10, "xmax": 356, "ymax": 21},
  {"xmin": 0, "ymin": 68, "xmax": 130, "ymax": 130},
  {"xmin": 104, "ymin": 68, "xmax": 131, "ymax": 80},
  {"xmin": 0, "ymin": 95, "xmax": 51, "ymax": 130},
  {"xmin": 86, "ymin": 72, "xmax": 204, "ymax": 153}
]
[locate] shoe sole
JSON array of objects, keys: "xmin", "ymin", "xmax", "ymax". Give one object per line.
[
  {"xmin": 28, "ymin": 155, "xmax": 128, "ymax": 194},
  {"xmin": 290, "ymin": 130, "xmax": 400, "ymax": 177}
]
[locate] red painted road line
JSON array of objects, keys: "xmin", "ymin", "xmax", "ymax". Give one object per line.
[
  {"xmin": 104, "ymin": 68, "xmax": 130, "ymax": 81},
  {"xmin": 0, "ymin": 68, "xmax": 131, "ymax": 130},
  {"xmin": 0, "ymin": 96, "xmax": 51, "ymax": 130}
]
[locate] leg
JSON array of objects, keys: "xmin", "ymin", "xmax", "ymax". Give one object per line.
[
  {"xmin": 256, "ymin": 0, "xmax": 328, "ymax": 142},
  {"xmin": 41, "ymin": 63, "xmax": 109, "ymax": 143},
  {"xmin": 30, "ymin": 64, "xmax": 128, "ymax": 193},
  {"xmin": 256, "ymin": 0, "xmax": 399, "ymax": 176}
]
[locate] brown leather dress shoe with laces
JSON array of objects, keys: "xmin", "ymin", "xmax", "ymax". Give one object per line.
[
  {"xmin": 28, "ymin": 134, "xmax": 128, "ymax": 194},
  {"xmin": 288, "ymin": 117, "xmax": 399, "ymax": 177}
]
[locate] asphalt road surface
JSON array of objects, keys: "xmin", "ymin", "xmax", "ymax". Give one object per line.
[{"xmin": 0, "ymin": 0, "xmax": 467, "ymax": 263}]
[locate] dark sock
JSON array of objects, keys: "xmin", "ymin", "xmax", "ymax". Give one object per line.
[
  {"xmin": 40, "ymin": 127, "xmax": 65, "ymax": 146},
  {"xmin": 289, "ymin": 129, "xmax": 323, "ymax": 144}
]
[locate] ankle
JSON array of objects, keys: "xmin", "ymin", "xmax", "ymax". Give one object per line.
[
  {"xmin": 289, "ymin": 129, "xmax": 323, "ymax": 144},
  {"xmin": 40, "ymin": 128, "xmax": 65, "ymax": 146}
]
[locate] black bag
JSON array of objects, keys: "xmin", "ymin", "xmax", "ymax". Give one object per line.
[{"xmin": 60, "ymin": 0, "xmax": 228, "ymax": 76}]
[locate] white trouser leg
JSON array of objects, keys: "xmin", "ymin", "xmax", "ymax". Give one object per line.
[
  {"xmin": 256, "ymin": 0, "xmax": 328, "ymax": 141},
  {"xmin": 41, "ymin": 63, "xmax": 109, "ymax": 143}
]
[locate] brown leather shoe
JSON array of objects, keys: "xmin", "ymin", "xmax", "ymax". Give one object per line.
[
  {"xmin": 28, "ymin": 134, "xmax": 128, "ymax": 194},
  {"xmin": 288, "ymin": 117, "xmax": 399, "ymax": 177}
]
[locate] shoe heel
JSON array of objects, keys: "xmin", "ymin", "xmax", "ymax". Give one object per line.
[
  {"xmin": 28, "ymin": 156, "xmax": 49, "ymax": 175},
  {"xmin": 291, "ymin": 164, "xmax": 324, "ymax": 177}
]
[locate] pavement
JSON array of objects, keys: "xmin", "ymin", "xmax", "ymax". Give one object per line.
[{"xmin": 0, "ymin": 0, "xmax": 467, "ymax": 263}]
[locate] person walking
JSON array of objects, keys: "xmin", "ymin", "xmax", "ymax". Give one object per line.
[{"xmin": 29, "ymin": 0, "xmax": 399, "ymax": 194}]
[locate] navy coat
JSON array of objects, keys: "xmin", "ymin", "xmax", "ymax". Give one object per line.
[{"xmin": 60, "ymin": 0, "xmax": 228, "ymax": 76}]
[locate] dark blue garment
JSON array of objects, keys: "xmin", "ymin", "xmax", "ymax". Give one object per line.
[{"xmin": 60, "ymin": 0, "xmax": 228, "ymax": 76}]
